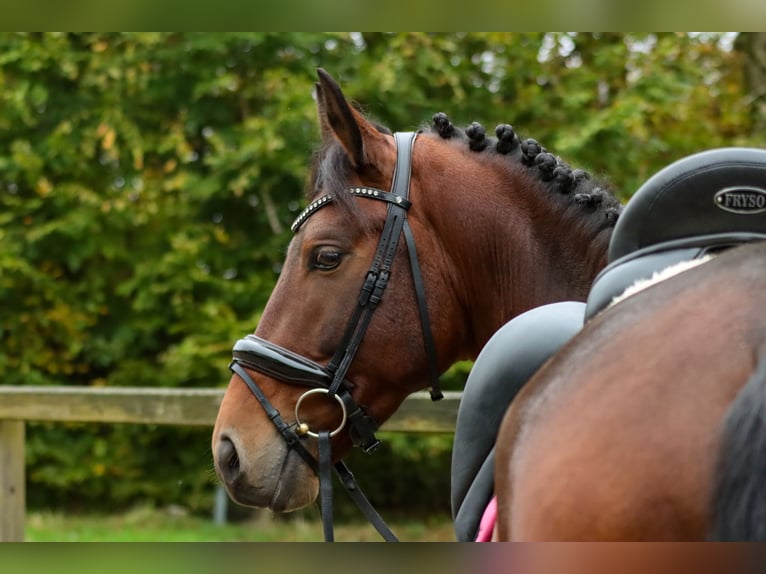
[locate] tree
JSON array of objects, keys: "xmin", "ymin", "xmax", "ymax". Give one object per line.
[{"xmin": 736, "ymin": 32, "xmax": 766, "ymax": 136}]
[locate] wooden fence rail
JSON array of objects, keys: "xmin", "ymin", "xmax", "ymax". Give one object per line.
[{"xmin": 0, "ymin": 386, "xmax": 461, "ymax": 541}]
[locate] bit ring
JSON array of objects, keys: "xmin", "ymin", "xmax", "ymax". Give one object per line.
[{"xmin": 294, "ymin": 388, "xmax": 347, "ymax": 438}]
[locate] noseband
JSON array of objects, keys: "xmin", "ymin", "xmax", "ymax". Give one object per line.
[{"xmin": 228, "ymin": 132, "xmax": 442, "ymax": 541}]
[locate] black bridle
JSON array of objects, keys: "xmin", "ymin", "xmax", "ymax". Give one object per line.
[{"xmin": 228, "ymin": 131, "xmax": 442, "ymax": 541}]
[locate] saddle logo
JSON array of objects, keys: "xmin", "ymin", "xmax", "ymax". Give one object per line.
[{"xmin": 714, "ymin": 186, "xmax": 766, "ymax": 214}]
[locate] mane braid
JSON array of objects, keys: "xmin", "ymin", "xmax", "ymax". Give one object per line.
[{"xmin": 427, "ymin": 114, "xmax": 623, "ymax": 235}]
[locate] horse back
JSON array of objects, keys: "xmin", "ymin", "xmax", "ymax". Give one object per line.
[{"xmin": 495, "ymin": 241, "xmax": 766, "ymax": 541}]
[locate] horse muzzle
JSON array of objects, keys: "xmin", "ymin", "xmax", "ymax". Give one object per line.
[{"xmin": 213, "ymin": 430, "xmax": 319, "ymax": 512}]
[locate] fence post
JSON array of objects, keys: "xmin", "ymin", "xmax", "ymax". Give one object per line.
[
  {"xmin": 0, "ymin": 420, "xmax": 25, "ymax": 542},
  {"xmin": 213, "ymin": 484, "xmax": 228, "ymax": 526}
]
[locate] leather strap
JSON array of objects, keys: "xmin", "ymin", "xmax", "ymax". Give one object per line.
[
  {"xmin": 232, "ymin": 334, "xmax": 380, "ymax": 452},
  {"xmin": 403, "ymin": 219, "xmax": 443, "ymax": 400},
  {"xmin": 230, "ymin": 361, "xmax": 318, "ymax": 473},
  {"xmin": 334, "ymin": 461, "xmax": 399, "ymax": 541},
  {"xmin": 326, "ymin": 205, "xmax": 409, "ymax": 397},
  {"xmin": 395, "ymin": 131, "xmax": 442, "ymax": 400},
  {"xmin": 318, "ymin": 431, "xmax": 334, "ymax": 542},
  {"xmin": 292, "ymin": 188, "xmax": 411, "ymax": 233},
  {"xmin": 228, "ymin": 360, "xmax": 393, "ymax": 540},
  {"xmin": 324, "ymin": 131, "xmax": 442, "ymax": 402}
]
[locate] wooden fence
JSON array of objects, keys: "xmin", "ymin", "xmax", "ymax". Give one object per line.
[{"xmin": 0, "ymin": 386, "xmax": 461, "ymax": 541}]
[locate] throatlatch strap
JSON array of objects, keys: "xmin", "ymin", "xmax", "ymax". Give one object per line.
[
  {"xmin": 318, "ymin": 431, "xmax": 334, "ymax": 542},
  {"xmin": 403, "ymin": 219, "xmax": 443, "ymax": 401}
]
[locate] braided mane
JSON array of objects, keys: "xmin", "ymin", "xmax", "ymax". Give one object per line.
[{"xmin": 430, "ymin": 112, "xmax": 622, "ymax": 230}]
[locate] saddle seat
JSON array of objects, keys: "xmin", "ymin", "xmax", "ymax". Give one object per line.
[{"xmin": 451, "ymin": 147, "xmax": 766, "ymax": 541}]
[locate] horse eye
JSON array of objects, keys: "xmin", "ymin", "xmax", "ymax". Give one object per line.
[{"xmin": 312, "ymin": 249, "xmax": 343, "ymax": 271}]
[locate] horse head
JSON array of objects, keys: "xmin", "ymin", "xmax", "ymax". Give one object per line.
[
  {"xmin": 211, "ymin": 70, "xmax": 467, "ymax": 511},
  {"xmin": 212, "ymin": 69, "xmax": 621, "ymax": 513}
]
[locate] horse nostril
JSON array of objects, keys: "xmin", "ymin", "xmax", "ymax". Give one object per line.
[{"xmin": 217, "ymin": 436, "xmax": 241, "ymax": 484}]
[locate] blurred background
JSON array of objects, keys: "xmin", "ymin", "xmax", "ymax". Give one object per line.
[{"xmin": 1, "ymin": 32, "xmax": 765, "ymax": 540}]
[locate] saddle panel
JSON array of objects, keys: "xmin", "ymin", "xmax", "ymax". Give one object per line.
[{"xmin": 451, "ymin": 301, "xmax": 586, "ymax": 541}]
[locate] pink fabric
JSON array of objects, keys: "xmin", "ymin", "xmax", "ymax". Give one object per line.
[{"xmin": 475, "ymin": 495, "xmax": 497, "ymax": 542}]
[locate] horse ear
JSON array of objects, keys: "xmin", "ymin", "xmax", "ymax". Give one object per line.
[{"xmin": 316, "ymin": 68, "xmax": 387, "ymax": 169}]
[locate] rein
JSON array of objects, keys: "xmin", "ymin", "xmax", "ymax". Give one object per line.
[{"xmin": 229, "ymin": 131, "xmax": 442, "ymax": 541}]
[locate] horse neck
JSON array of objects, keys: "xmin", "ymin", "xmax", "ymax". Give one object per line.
[{"xmin": 417, "ymin": 146, "xmax": 613, "ymax": 358}]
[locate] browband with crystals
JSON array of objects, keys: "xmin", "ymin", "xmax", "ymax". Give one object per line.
[{"xmin": 291, "ymin": 187, "xmax": 412, "ymax": 232}]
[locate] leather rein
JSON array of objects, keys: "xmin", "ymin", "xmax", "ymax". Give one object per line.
[{"xmin": 229, "ymin": 132, "xmax": 442, "ymax": 541}]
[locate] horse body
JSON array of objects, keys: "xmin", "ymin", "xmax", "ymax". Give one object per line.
[
  {"xmin": 495, "ymin": 242, "xmax": 766, "ymax": 540},
  {"xmin": 212, "ymin": 70, "xmax": 617, "ymax": 514}
]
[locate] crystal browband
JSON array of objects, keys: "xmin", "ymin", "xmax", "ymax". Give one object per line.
[{"xmin": 291, "ymin": 187, "xmax": 412, "ymax": 232}]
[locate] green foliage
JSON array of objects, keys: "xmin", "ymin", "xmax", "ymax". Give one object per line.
[{"xmin": 0, "ymin": 32, "xmax": 758, "ymax": 514}]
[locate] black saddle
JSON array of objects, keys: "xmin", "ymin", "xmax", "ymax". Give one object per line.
[
  {"xmin": 451, "ymin": 147, "xmax": 766, "ymax": 541},
  {"xmin": 586, "ymin": 147, "xmax": 766, "ymax": 318}
]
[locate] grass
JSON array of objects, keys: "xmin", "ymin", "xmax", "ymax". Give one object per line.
[{"xmin": 24, "ymin": 505, "xmax": 457, "ymax": 542}]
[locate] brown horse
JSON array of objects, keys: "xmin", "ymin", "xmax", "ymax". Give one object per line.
[
  {"xmin": 211, "ymin": 69, "xmax": 621, "ymax": 515},
  {"xmin": 493, "ymin": 148, "xmax": 766, "ymax": 540}
]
